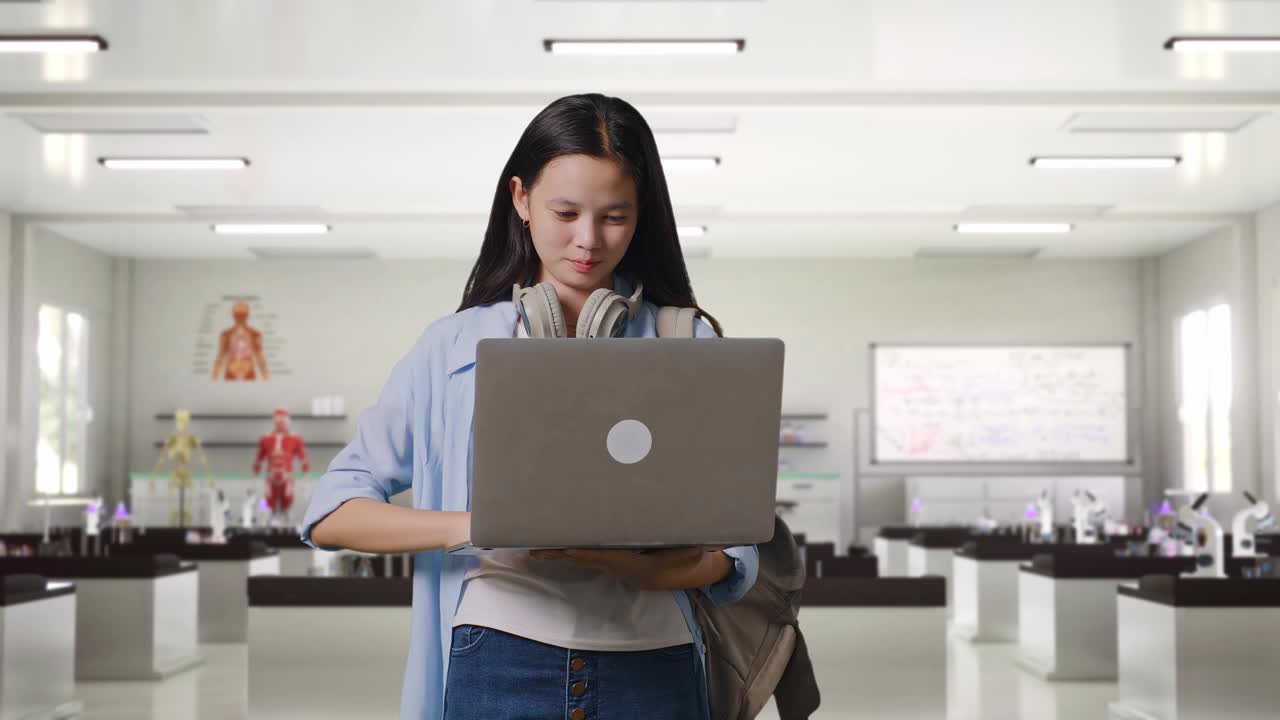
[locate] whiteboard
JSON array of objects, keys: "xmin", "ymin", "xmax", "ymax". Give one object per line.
[{"xmin": 872, "ymin": 345, "xmax": 1129, "ymax": 463}]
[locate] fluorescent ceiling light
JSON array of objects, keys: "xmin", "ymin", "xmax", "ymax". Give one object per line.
[
  {"xmin": 663, "ymin": 156, "xmax": 721, "ymax": 170},
  {"xmin": 0, "ymin": 34, "xmax": 107, "ymax": 53},
  {"xmin": 678, "ymin": 225, "xmax": 708, "ymax": 238},
  {"xmin": 1030, "ymin": 156, "xmax": 1181, "ymax": 169},
  {"xmin": 1165, "ymin": 36, "xmax": 1280, "ymax": 53},
  {"xmin": 100, "ymin": 157, "xmax": 249, "ymax": 170},
  {"xmin": 954, "ymin": 223, "xmax": 1073, "ymax": 235},
  {"xmin": 544, "ymin": 39, "xmax": 744, "ymax": 56},
  {"xmin": 213, "ymin": 224, "xmax": 331, "ymax": 236}
]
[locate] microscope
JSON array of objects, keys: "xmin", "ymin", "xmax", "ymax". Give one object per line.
[
  {"xmin": 1175, "ymin": 493, "xmax": 1226, "ymax": 578},
  {"xmin": 1231, "ymin": 491, "xmax": 1276, "ymax": 559},
  {"xmin": 1035, "ymin": 490, "xmax": 1055, "ymax": 542},
  {"xmin": 1071, "ymin": 490, "xmax": 1107, "ymax": 544}
]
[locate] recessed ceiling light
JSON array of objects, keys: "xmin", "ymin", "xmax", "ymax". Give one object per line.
[
  {"xmin": 1165, "ymin": 36, "xmax": 1280, "ymax": 53},
  {"xmin": 100, "ymin": 157, "xmax": 249, "ymax": 170},
  {"xmin": 544, "ymin": 39, "xmax": 745, "ymax": 56},
  {"xmin": 916, "ymin": 247, "xmax": 1043, "ymax": 259},
  {"xmin": 1030, "ymin": 156, "xmax": 1181, "ymax": 169},
  {"xmin": 213, "ymin": 224, "xmax": 331, "ymax": 236},
  {"xmin": 954, "ymin": 223, "xmax": 1073, "ymax": 235},
  {"xmin": 13, "ymin": 113, "xmax": 208, "ymax": 135},
  {"xmin": 250, "ymin": 246, "xmax": 371, "ymax": 259},
  {"xmin": 0, "ymin": 34, "xmax": 108, "ymax": 53},
  {"xmin": 663, "ymin": 156, "xmax": 721, "ymax": 170},
  {"xmin": 678, "ymin": 225, "xmax": 708, "ymax": 238}
]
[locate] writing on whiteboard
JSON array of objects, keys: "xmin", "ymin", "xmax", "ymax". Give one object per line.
[{"xmin": 873, "ymin": 346, "xmax": 1128, "ymax": 462}]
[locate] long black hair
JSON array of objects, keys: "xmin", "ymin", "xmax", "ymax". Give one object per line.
[{"xmin": 457, "ymin": 93, "xmax": 722, "ymax": 336}]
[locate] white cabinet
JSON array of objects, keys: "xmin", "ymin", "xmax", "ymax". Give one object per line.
[{"xmin": 777, "ymin": 476, "xmax": 839, "ymax": 545}]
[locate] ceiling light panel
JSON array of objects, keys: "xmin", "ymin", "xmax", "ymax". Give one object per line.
[
  {"xmin": 13, "ymin": 113, "xmax": 208, "ymax": 135},
  {"xmin": 1064, "ymin": 111, "xmax": 1261, "ymax": 134},
  {"xmin": 544, "ymin": 39, "xmax": 745, "ymax": 56},
  {"xmin": 214, "ymin": 224, "xmax": 330, "ymax": 236},
  {"xmin": 1165, "ymin": 36, "xmax": 1280, "ymax": 53},
  {"xmin": 954, "ymin": 223, "xmax": 1073, "ymax": 235},
  {"xmin": 100, "ymin": 157, "xmax": 248, "ymax": 170},
  {"xmin": 1030, "ymin": 156, "xmax": 1180, "ymax": 169},
  {"xmin": 0, "ymin": 35, "xmax": 107, "ymax": 53}
]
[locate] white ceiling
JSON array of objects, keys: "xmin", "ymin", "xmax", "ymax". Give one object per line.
[{"xmin": 3, "ymin": 0, "xmax": 1280, "ymax": 258}]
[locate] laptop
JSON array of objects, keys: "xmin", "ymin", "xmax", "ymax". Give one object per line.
[{"xmin": 448, "ymin": 338, "xmax": 784, "ymax": 553}]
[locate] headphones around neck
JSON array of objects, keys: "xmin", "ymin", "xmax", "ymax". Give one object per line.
[{"xmin": 512, "ymin": 280, "xmax": 644, "ymax": 338}]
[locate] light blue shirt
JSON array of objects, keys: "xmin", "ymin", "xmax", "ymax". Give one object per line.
[{"xmin": 301, "ymin": 275, "xmax": 761, "ymax": 720}]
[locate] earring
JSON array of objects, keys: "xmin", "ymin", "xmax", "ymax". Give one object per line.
[{"xmin": 522, "ymin": 219, "xmax": 530, "ymax": 230}]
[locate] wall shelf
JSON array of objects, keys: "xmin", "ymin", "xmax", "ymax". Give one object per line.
[
  {"xmin": 781, "ymin": 413, "xmax": 828, "ymax": 421},
  {"xmin": 780, "ymin": 441, "xmax": 828, "ymax": 448},
  {"xmin": 779, "ymin": 472, "xmax": 840, "ymax": 480},
  {"xmin": 155, "ymin": 413, "xmax": 347, "ymax": 421}
]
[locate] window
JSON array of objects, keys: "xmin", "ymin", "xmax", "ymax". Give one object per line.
[
  {"xmin": 35, "ymin": 304, "xmax": 91, "ymax": 495},
  {"xmin": 1178, "ymin": 303, "xmax": 1232, "ymax": 492}
]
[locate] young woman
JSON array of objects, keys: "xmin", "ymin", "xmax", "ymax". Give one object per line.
[{"xmin": 303, "ymin": 93, "xmax": 760, "ymax": 720}]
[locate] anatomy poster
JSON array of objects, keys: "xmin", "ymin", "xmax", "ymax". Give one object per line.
[{"xmin": 193, "ymin": 295, "xmax": 292, "ymax": 380}]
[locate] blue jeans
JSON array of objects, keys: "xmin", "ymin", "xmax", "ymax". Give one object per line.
[{"xmin": 443, "ymin": 625, "xmax": 710, "ymax": 720}]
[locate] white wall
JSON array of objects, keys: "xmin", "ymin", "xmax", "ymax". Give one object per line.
[
  {"xmin": 3, "ymin": 225, "xmax": 118, "ymax": 531},
  {"xmin": 124, "ymin": 257, "xmax": 1146, "ymax": 542},
  {"xmin": 0, "ymin": 214, "xmax": 12, "ymax": 528},
  {"xmin": 1256, "ymin": 202, "xmax": 1280, "ymax": 506},
  {"xmin": 1156, "ymin": 222, "xmax": 1260, "ymax": 517},
  {"xmin": 126, "ymin": 258, "xmax": 477, "ymax": 483},
  {"xmin": 686, "ymin": 258, "xmax": 1145, "ymax": 543}
]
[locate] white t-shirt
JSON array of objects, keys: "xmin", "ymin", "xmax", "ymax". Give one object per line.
[{"xmin": 450, "ymin": 320, "xmax": 694, "ymax": 651}]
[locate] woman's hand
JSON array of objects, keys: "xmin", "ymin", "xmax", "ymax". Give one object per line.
[{"xmin": 530, "ymin": 547, "xmax": 731, "ymax": 590}]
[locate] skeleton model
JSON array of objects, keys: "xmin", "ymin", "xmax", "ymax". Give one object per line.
[{"xmin": 154, "ymin": 409, "xmax": 211, "ymax": 527}]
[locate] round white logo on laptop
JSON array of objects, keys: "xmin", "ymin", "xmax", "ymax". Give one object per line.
[{"xmin": 607, "ymin": 419, "xmax": 652, "ymax": 465}]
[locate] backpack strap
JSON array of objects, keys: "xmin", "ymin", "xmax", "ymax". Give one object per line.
[{"xmin": 656, "ymin": 306, "xmax": 699, "ymax": 338}]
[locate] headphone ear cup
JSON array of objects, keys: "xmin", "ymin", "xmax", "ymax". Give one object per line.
[
  {"xmin": 536, "ymin": 283, "xmax": 567, "ymax": 338},
  {"xmin": 581, "ymin": 286, "xmax": 624, "ymax": 338}
]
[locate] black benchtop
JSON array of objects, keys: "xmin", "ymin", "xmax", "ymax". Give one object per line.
[
  {"xmin": 878, "ymin": 525, "xmax": 971, "ymax": 541},
  {"xmin": 248, "ymin": 576, "xmax": 412, "ymax": 607},
  {"xmin": 801, "ymin": 576, "xmax": 947, "ymax": 607},
  {"xmin": 0, "ymin": 574, "xmax": 76, "ymax": 606},
  {"xmin": 1118, "ymin": 574, "xmax": 1280, "ymax": 607},
  {"xmin": 0, "ymin": 554, "xmax": 195, "ymax": 578},
  {"xmin": 1025, "ymin": 553, "xmax": 1196, "ymax": 579},
  {"xmin": 111, "ymin": 539, "xmax": 278, "ymax": 561},
  {"xmin": 909, "ymin": 528, "xmax": 980, "ymax": 549},
  {"xmin": 957, "ymin": 541, "xmax": 1124, "ymax": 562},
  {"xmin": 957, "ymin": 540, "xmax": 1046, "ymax": 561},
  {"xmin": 228, "ymin": 532, "xmax": 308, "ymax": 550}
]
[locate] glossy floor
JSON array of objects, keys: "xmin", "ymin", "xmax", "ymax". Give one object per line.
[{"xmin": 72, "ymin": 633, "xmax": 1118, "ymax": 720}]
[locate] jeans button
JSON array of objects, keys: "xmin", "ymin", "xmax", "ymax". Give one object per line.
[
  {"xmin": 570, "ymin": 709, "xmax": 586, "ymax": 720},
  {"xmin": 570, "ymin": 681, "xmax": 587, "ymax": 697},
  {"xmin": 571, "ymin": 657, "xmax": 586, "ymax": 672}
]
